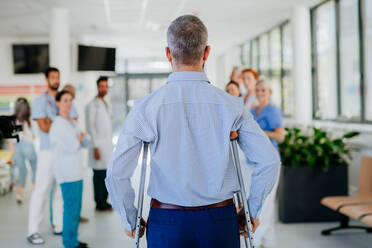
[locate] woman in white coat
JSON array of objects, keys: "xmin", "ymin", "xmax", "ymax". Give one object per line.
[{"xmin": 50, "ymin": 90, "xmax": 90, "ymax": 248}]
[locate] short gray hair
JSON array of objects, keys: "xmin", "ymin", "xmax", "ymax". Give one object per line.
[{"xmin": 167, "ymin": 15, "xmax": 208, "ymax": 65}]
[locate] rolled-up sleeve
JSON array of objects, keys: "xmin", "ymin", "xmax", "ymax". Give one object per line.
[
  {"xmin": 32, "ymin": 97, "xmax": 46, "ymax": 120},
  {"xmin": 236, "ymin": 111, "xmax": 281, "ymax": 218},
  {"xmin": 105, "ymin": 104, "xmax": 155, "ymax": 231}
]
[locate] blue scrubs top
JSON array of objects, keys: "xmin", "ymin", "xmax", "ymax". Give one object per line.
[
  {"xmin": 32, "ymin": 92, "xmax": 78, "ymax": 150},
  {"xmin": 251, "ymin": 104, "xmax": 283, "ymax": 151}
]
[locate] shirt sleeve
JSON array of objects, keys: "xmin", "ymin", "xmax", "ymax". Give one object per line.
[
  {"xmin": 268, "ymin": 106, "xmax": 283, "ymax": 130},
  {"xmin": 105, "ymin": 104, "xmax": 156, "ymax": 231},
  {"xmin": 235, "ymin": 111, "xmax": 281, "ymax": 218},
  {"xmin": 31, "ymin": 97, "xmax": 47, "ymax": 120}
]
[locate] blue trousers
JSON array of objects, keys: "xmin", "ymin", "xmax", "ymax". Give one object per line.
[
  {"xmin": 13, "ymin": 140, "xmax": 37, "ymax": 186},
  {"xmin": 146, "ymin": 204, "xmax": 240, "ymax": 248},
  {"xmin": 60, "ymin": 180, "xmax": 83, "ymax": 248}
]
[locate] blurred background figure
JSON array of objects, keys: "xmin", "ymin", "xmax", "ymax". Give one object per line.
[
  {"xmin": 86, "ymin": 76, "xmax": 113, "ymax": 211},
  {"xmin": 241, "ymin": 68, "xmax": 259, "ymax": 111},
  {"xmin": 225, "ymin": 80, "xmax": 241, "ymax": 97},
  {"xmin": 230, "ymin": 66, "xmax": 244, "ymax": 96},
  {"xmin": 50, "ymin": 90, "xmax": 90, "ymax": 248},
  {"xmin": 251, "ymin": 80, "xmax": 285, "ymax": 248},
  {"xmin": 61, "ymin": 83, "xmax": 89, "ymax": 223},
  {"xmin": 11, "ymin": 98, "xmax": 37, "ymax": 204}
]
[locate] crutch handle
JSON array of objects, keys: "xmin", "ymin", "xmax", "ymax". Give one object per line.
[{"xmin": 230, "ymin": 131, "xmax": 238, "ymax": 140}]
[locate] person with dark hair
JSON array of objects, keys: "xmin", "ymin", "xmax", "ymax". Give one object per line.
[
  {"xmin": 50, "ymin": 90, "xmax": 90, "ymax": 248},
  {"xmin": 27, "ymin": 67, "xmax": 78, "ymax": 245},
  {"xmin": 11, "ymin": 97, "xmax": 37, "ymax": 204},
  {"xmin": 96, "ymin": 76, "xmax": 108, "ymax": 86},
  {"xmin": 225, "ymin": 80, "xmax": 241, "ymax": 97},
  {"xmin": 106, "ymin": 15, "xmax": 280, "ymax": 248},
  {"xmin": 44, "ymin": 67, "xmax": 60, "ymax": 80},
  {"xmin": 86, "ymin": 76, "xmax": 113, "ymax": 211}
]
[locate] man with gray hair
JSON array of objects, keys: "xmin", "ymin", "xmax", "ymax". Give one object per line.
[{"xmin": 105, "ymin": 15, "xmax": 280, "ymax": 247}]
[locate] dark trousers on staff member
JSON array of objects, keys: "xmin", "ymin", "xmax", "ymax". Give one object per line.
[
  {"xmin": 146, "ymin": 200, "xmax": 240, "ymax": 248},
  {"xmin": 93, "ymin": 170, "xmax": 108, "ymax": 209}
]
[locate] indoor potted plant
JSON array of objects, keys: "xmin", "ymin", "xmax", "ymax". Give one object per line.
[{"xmin": 278, "ymin": 127, "xmax": 359, "ymax": 223}]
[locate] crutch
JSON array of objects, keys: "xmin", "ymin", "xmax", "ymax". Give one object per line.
[
  {"xmin": 134, "ymin": 142, "xmax": 150, "ymax": 248},
  {"xmin": 230, "ymin": 131, "xmax": 255, "ymax": 248},
  {"xmin": 233, "ymin": 192, "xmax": 249, "ymax": 248}
]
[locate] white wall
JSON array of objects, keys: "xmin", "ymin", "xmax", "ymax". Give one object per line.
[{"xmin": 0, "ymin": 36, "xmax": 117, "ymax": 129}]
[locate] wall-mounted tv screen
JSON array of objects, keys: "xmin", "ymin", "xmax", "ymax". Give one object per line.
[
  {"xmin": 78, "ymin": 45, "xmax": 116, "ymax": 71},
  {"xmin": 12, "ymin": 44, "xmax": 49, "ymax": 74}
]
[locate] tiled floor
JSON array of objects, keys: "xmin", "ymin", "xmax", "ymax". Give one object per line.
[{"xmin": 1, "ymin": 167, "xmax": 371, "ymax": 248}]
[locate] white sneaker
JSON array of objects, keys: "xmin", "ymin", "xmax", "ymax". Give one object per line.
[{"xmin": 27, "ymin": 233, "xmax": 45, "ymax": 245}]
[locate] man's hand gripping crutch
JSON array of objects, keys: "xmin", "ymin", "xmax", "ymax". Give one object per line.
[{"xmin": 230, "ymin": 131, "xmax": 258, "ymax": 248}]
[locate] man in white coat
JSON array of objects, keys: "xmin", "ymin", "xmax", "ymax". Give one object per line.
[{"xmin": 86, "ymin": 76, "xmax": 113, "ymax": 211}]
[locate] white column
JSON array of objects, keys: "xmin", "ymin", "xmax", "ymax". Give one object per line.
[
  {"xmin": 292, "ymin": 5, "xmax": 312, "ymax": 124},
  {"xmin": 50, "ymin": 8, "xmax": 71, "ymax": 85}
]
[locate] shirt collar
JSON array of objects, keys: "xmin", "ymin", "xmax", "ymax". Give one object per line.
[{"xmin": 167, "ymin": 71, "xmax": 210, "ymax": 84}]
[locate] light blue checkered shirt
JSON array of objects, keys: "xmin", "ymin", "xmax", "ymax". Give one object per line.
[{"xmin": 105, "ymin": 71, "xmax": 280, "ymax": 230}]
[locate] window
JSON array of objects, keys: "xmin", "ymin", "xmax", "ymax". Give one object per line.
[
  {"xmin": 312, "ymin": 0, "xmax": 369, "ymax": 122},
  {"xmin": 364, "ymin": 0, "xmax": 372, "ymax": 121},
  {"xmin": 339, "ymin": 0, "xmax": 361, "ymax": 120},
  {"xmin": 251, "ymin": 39, "xmax": 259, "ymax": 70},
  {"xmin": 282, "ymin": 23, "xmax": 294, "ymax": 116},
  {"xmin": 239, "ymin": 22, "xmax": 294, "ymax": 116},
  {"xmin": 312, "ymin": 1, "xmax": 338, "ymax": 119},
  {"xmin": 269, "ymin": 28, "xmax": 282, "ymax": 109},
  {"xmin": 240, "ymin": 41, "xmax": 251, "ymax": 67},
  {"xmin": 258, "ymin": 34, "xmax": 270, "ymax": 78}
]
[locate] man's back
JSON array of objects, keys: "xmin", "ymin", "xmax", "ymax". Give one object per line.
[
  {"xmin": 131, "ymin": 72, "xmax": 243, "ymax": 206},
  {"xmin": 105, "ymin": 16, "xmax": 279, "ymax": 246}
]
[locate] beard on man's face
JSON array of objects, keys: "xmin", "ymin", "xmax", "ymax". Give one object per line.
[
  {"xmin": 98, "ymin": 91, "xmax": 107, "ymax": 97},
  {"xmin": 48, "ymin": 82, "xmax": 59, "ymax": 91}
]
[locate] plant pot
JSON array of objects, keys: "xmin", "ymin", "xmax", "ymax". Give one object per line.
[{"xmin": 278, "ymin": 164, "xmax": 348, "ymax": 223}]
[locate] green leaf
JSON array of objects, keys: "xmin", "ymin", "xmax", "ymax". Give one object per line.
[{"xmin": 342, "ymin": 131, "xmax": 359, "ymax": 139}]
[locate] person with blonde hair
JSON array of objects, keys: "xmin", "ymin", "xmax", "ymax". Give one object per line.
[{"xmin": 251, "ymin": 79, "xmax": 285, "ymax": 248}]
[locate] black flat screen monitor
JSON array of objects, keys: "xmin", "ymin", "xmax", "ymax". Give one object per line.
[
  {"xmin": 12, "ymin": 44, "xmax": 49, "ymax": 74},
  {"xmin": 78, "ymin": 45, "xmax": 116, "ymax": 71}
]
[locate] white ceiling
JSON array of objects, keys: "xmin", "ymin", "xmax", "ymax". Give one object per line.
[{"xmin": 0, "ymin": 0, "xmax": 320, "ymax": 58}]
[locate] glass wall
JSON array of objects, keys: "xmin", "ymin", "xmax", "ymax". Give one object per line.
[
  {"xmin": 312, "ymin": 0, "xmax": 370, "ymax": 123},
  {"xmin": 258, "ymin": 34, "xmax": 270, "ymax": 78},
  {"xmin": 239, "ymin": 22, "xmax": 293, "ymax": 116},
  {"xmin": 339, "ymin": 0, "xmax": 361, "ymax": 120},
  {"xmin": 282, "ymin": 24, "xmax": 294, "ymax": 116},
  {"xmin": 312, "ymin": 1, "xmax": 338, "ymax": 120},
  {"xmin": 364, "ymin": 0, "xmax": 372, "ymax": 121},
  {"xmin": 251, "ymin": 39, "xmax": 259, "ymax": 70},
  {"xmin": 269, "ymin": 28, "xmax": 282, "ymax": 109}
]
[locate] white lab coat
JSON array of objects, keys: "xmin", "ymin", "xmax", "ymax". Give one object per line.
[
  {"xmin": 50, "ymin": 116, "xmax": 90, "ymax": 183},
  {"xmin": 85, "ymin": 97, "xmax": 113, "ymax": 170}
]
